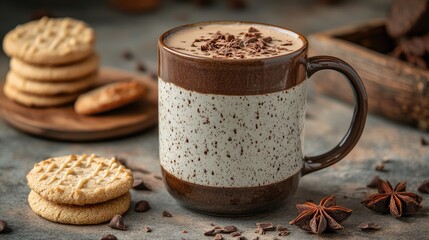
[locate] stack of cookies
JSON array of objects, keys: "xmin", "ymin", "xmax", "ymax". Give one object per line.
[
  {"xmin": 26, "ymin": 154, "xmax": 133, "ymax": 225},
  {"xmin": 2, "ymin": 17, "xmax": 99, "ymax": 107}
]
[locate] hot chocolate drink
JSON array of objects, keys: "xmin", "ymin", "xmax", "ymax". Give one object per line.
[
  {"xmin": 158, "ymin": 21, "xmax": 367, "ymax": 216},
  {"xmin": 164, "ymin": 23, "xmax": 303, "ymax": 59}
]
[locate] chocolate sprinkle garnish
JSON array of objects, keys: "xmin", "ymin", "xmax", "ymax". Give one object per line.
[
  {"xmin": 418, "ymin": 180, "xmax": 429, "ymax": 193},
  {"xmin": 358, "ymin": 222, "xmax": 381, "ymax": 231},
  {"xmin": 134, "ymin": 200, "xmax": 151, "ymax": 212},
  {"xmin": 366, "ymin": 176, "xmax": 381, "ymax": 188},
  {"xmin": 100, "ymin": 234, "xmax": 117, "ymax": 240},
  {"xmin": 132, "ymin": 178, "xmax": 151, "ymax": 191},
  {"xmin": 162, "ymin": 210, "xmax": 172, "ymax": 217},
  {"xmin": 108, "ymin": 215, "xmax": 127, "ymax": 231}
]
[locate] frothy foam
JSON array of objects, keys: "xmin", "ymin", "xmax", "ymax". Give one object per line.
[{"xmin": 164, "ymin": 22, "xmax": 304, "ymax": 59}]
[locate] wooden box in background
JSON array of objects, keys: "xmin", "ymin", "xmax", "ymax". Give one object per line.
[{"xmin": 308, "ymin": 19, "xmax": 429, "ymax": 131}]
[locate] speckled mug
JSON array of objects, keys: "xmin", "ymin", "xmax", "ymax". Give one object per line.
[{"xmin": 158, "ymin": 21, "xmax": 368, "ymax": 216}]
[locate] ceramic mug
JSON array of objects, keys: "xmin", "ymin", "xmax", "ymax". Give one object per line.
[{"xmin": 158, "ymin": 21, "xmax": 368, "ymax": 216}]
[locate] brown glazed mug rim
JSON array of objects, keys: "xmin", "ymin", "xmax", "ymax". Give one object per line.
[{"xmin": 158, "ymin": 20, "xmax": 309, "ymax": 63}]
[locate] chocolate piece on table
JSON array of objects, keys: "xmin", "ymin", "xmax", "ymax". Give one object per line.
[
  {"xmin": 121, "ymin": 49, "xmax": 134, "ymax": 60},
  {"xmin": 256, "ymin": 222, "xmax": 275, "ymax": 231},
  {"xmin": 162, "ymin": 210, "xmax": 172, "ymax": 217},
  {"xmin": 100, "ymin": 234, "xmax": 118, "ymax": 240},
  {"xmin": 108, "ymin": 215, "xmax": 127, "ymax": 231},
  {"xmin": 278, "ymin": 230, "xmax": 290, "ymax": 236},
  {"xmin": 366, "ymin": 175, "xmax": 381, "ymax": 188},
  {"xmin": 144, "ymin": 226, "xmax": 152, "ymax": 232},
  {"xmin": 135, "ymin": 200, "xmax": 151, "ymax": 212},
  {"xmin": 214, "ymin": 234, "xmax": 223, "ymax": 240},
  {"xmin": 386, "ymin": 0, "xmax": 429, "ymax": 38},
  {"xmin": 358, "ymin": 222, "xmax": 381, "ymax": 231},
  {"xmin": 374, "ymin": 163, "xmax": 385, "ymax": 172},
  {"xmin": 422, "ymin": 137, "xmax": 429, "ymax": 146},
  {"xmin": 230, "ymin": 231, "xmax": 241, "ymax": 237},
  {"xmin": 418, "ymin": 180, "xmax": 429, "ymax": 193},
  {"xmin": 132, "ymin": 178, "xmax": 151, "ymax": 191},
  {"xmin": 277, "ymin": 224, "xmax": 287, "ymax": 231},
  {"xmin": 0, "ymin": 220, "xmax": 10, "ymax": 233}
]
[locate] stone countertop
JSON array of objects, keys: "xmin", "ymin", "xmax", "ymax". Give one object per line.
[{"xmin": 1, "ymin": 0, "xmax": 428, "ymax": 239}]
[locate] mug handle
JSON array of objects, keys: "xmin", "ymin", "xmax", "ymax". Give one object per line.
[{"xmin": 302, "ymin": 56, "xmax": 368, "ymax": 176}]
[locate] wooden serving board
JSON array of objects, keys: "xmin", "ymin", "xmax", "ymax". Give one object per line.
[{"xmin": 0, "ymin": 67, "xmax": 158, "ymax": 141}]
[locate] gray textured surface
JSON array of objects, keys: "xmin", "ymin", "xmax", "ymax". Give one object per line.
[{"xmin": 1, "ymin": 0, "xmax": 429, "ymax": 239}]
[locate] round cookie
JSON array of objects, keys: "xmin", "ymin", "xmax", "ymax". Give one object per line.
[
  {"xmin": 6, "ymin": 71, "xmax": 98, "ymax": 96},
  {"xmin": 28, "ymin": 190, "xmax": 131, "ymax": 225},
  {"xmin": 3, "ymin": 83, "xmax": 78, "ymax": 107},
  {"xmin": 10, "ymin": 53, "xmax": 99, "ymax": 81},
  {"xmin": 75, "ymin": 80, "xmax": 146, "ymax": 115},
  {"xmin": 3, "ymin": 17, "xmax": 95, "ymax": 65},
  {"xmin": 26, "ymin": 154, "xmax": 133, "ymax": 205}
]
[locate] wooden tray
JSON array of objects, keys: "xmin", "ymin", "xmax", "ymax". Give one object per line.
[
  {"xmin": 0, "ymin": 67, "xmax": 158, "ymax": 141},
  {"xmin": 309, "ymin": 19, "xmax": 429, "ymax": 131}
]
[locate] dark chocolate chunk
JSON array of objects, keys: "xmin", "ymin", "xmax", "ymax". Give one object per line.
[
  {"xmin": 367, "ymin": 176, "xmax": 381, "ymax": 188},
  {"xmin": 422, "ymin": 137, "xmax": 429, "ymax": 146},
  {"xmin": 278, "ymin": 230, "xmax": 290, "ymax": 236},
  {"xmin": 256, "ymin": 222, "xmax": 275, "ymax": 231},
  {"xmin": 132, "ymin": 178, "xmax": 151, "ymax": 191},
  {"xmin": 375, "ymin": 163, "xmax": 385, "ymax": 172},
  {"xmin": 214, "ymin": 234, "xmax": 223, "ymax": 240},
  {"xmin": 108, "ymin": 215, "xmax": 127, "ymax": 231},
  {"xmin": 182, "ymin": 230, "xmax": 188, "ymax": 233},
  {"xmin": 418, "ymin": 180, "xmax": 429, "ymax": 193},
  {"xmin": 121, "ymin": 50, "xmax": 134, "ymax": 60},
  {"xmin": 100, "ymin": 234, "xmax": 117, "ymax": 240},
  {"xmin": 162, "ymin": 210, "xmax": 172, "ymax": 217},
  {"xmin": 0, "ymin": 220, "xmax": 10, "ymax": 234},
  {"xmin": 204, "ymin": 229, "xmax": 216, "ymax": 236},
  {"xmin": 223, "ymin": 225, "xmax": 238, "ymax": 233},
  {"xmin": 230, "ymin": 231, "xmax": 241, "ymax": 237},
  {"xmin": 277, "ymin": 224, "xmax": 287, "ymax": 231},
  {"xmin": 358, "ymin": 222, "xmax": 381, "ymax": 231},
  {"xmin": 262, "ymin": 37, "xmax": 272, "ymax": 43},
  {"xmin": 135, "ymin": 200, "xmax": 151, "ymax": 212},
  {"xmin": 135, "ymin": 61, "xmax": 147, "ymax": 72}
]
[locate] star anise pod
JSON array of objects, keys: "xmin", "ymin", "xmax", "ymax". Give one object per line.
[
  {"xmin": 289, "ymin": 196, "xmax": 352, "ymax": 235},
  {"xmin": 361, "ymin": 179, "xmax": 423, "ymax": 218}
]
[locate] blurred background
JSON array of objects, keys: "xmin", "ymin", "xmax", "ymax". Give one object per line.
[{"xmin": 0, "ymin": 0, "xmax": 392, "ymax": 76}]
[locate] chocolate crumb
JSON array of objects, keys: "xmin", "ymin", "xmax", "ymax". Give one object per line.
[
  {"xmin": 223, "ymin": 225, "xmax": 238, "ymax": 233},
  {"xmin": 121, "ymin": 50, "xmax": 134, "ymax": 60},
  {"xmin": 230, "ymin": 231, "xmax": 241, "ymax": 237},
  {"xmin": 144, "ymin": 226, "xmax": 152, "ymax": 232},
  {"xmin": 100, "ymin": 234, "xmax": 117, "ymax": 240},
  {"xmin": 214, "ymin": 234, "xmax": 223, "ymax": 240},
  {"xmin": 204, "ymin": 229, "xmax": 216, "ymax": 236},
  {"xmin": 256, "ymin": 222, "xmax": 275, "ymax": 231},
  {"xmin": 210, "ymin": 223, "xmax": 216, "ymax": 226},
  {"xmin": 278, "ymin": 230, "xmax": 290, "ymax": 236},
  {"xmin": 182, "ymin": 230, "xmax": 188, "ymax": 233},
  {"xmin": 277, "ymin": 224, "xmax": 287, "ymax": 231},
  {"xmin": 108, "ymin": 215, "xmax": 127, "ymax": 231},
  {"xmin": 0, "ymin": 220, "xmax": 11, "ymax": 234},
  {"xmin": 366, "ymin": 176, "xmax": 381, "ymax": 188},
  {"xmin": 358, "ymin": 222, "xmax": 381, "ymax": 231},
  {"xmin": 418, "ymin": 180, "xmax": 429, "ymax": 193},
  {"xmin": 135, "ymin": 62, "xmax": 147, "ymax": 73},
  {"xmin": 134, "ymin": 200, "xmax": 151, "ymax": 212},
  {"xmin": 421, "ymin": 137, "xmax": 429, "ymax": 146},
  {"xmin": 375, "ymin": 163, "xmax": 385, "ymax": 172},
  {"xmin": 132, "ymin": 178, "xmax": 151, "ymax": 191},
  {"xmin": 162, "ymin": 210, "xmax": 172, "ymax": 217},
  {"xmin": 262, "ymin": 37, "xmax": 272, "ymax": 43}
]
